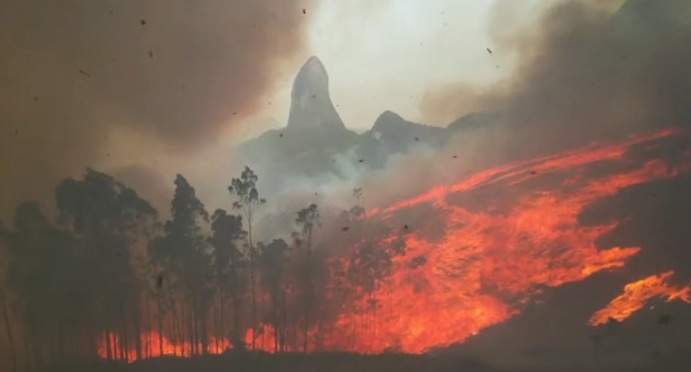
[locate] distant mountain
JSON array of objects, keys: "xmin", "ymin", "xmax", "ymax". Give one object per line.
[
  {"xmin": 355, "ymin": 111, "xmax": 449, "ymax": 167},
  {"xmin": 235, "ymin": 57, "xmax": 497, "ymax": 191},
  {"xmin": 287, "ymin": 56, "xmax": 346, "ymax": 131}
]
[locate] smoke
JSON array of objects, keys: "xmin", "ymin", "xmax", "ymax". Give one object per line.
[
  {"xmin": 368, "ymin": 0, "xmax": 691, "ymax": 246},
  {"xmin": 223, "ymin": 0, "xmax": 691, "ymax": 275},
  {"xmin": 0, "ymin": 0, "xmax": 314, "ymax": 220},
  {"xmin": 237, "ymin": 1, "xmax": 691, "ymax": 367},
  {"xmin": 422, "ymin": 0, "xmax": 691, "ymax": 155}
]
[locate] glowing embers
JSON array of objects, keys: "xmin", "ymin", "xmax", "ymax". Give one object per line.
[
  {"xmin": 96, "ymin": 330, "xmax": 231, "ymax": 362},
  {"xmin": 96, "ymin": 323, "xmax": 285, "ymax": 362},
  {"xmin": 589, "ymin": 271, "xmax": 691, "ymax": 326},
  {"xmin": 244, "ymin": 323, "xmax": 278, "ymax": 353}
]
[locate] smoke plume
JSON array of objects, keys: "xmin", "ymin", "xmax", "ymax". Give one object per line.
[{"xmin": 0, "ymin": 0, "xmax": 314, "ymax": 220}]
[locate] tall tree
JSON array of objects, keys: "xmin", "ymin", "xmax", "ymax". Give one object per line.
[
  {"xmin": 0, "ymin": 220, "xmax": 18, "ymax": 372},
  {"xmin": 208, "ymin": 209, "xmax": 246, "ymax": 348},
  {"xmin": 152, "ymin": 175, "xmax": 212, "ymax": 356},
  {"xmin": 56, "ymin": 169, "xmax": 157, "ymax": 361},
  {"xmin": 5, "ymin": 202, "xmax": 87, "ymax": 368},
  {"xmin": 257, "ymin": 238, "xmax": 289, "ymax": 352},
  {"xmin": 293, "ymin": 203, "xmax": 320, "ymax": 352},
  {"xmin": 228, "ymin": 166, "xmax": 265, "ymax": 350}
]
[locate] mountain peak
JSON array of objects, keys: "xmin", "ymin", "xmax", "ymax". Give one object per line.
[
  {"xmin": 375, "ymin": 110, "xmax": 404, "ymax": 124},
  {"xmin": 303, "ymin": 56, "xmax": 326, "ymax": 73},
  {"xmin": 286, "ymin": 56, "xmax": 345, "ymax": 131}
]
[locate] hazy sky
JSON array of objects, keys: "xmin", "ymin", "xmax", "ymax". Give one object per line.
[
  {"xmin": 239, "ymin": 0, "xmax": 512, "ymax": 140},
  {"xmin": 182, "ymin": 0, "xmax": 524, "ymax": 213},
  {"xmin": 1, "ymin": 0, "xmax": 625, "ymax": 219},
  {"xmin": 119, "ymin": 0, "xmax": 530, "ymax": 212}
]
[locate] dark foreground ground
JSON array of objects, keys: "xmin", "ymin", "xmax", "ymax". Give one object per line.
[
  {"xmin": 36, "ymin": 353, "xmax": 496, "ymax": 372},
  {"xmin": 34, "ymin": 351, "xmax": 691, "ymax": 372}
]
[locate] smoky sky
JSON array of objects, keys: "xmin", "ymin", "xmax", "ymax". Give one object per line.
[
  {"xmin": 244, "ymin": 0, "xmax": 691, "ymax": 229},
  {"xmin": 0, "ymin": 0, "xmax": 313, "ymax": 220},
  {"xmin": 423, "ymin": 0, "xmax": 691, "ymax": 157}
]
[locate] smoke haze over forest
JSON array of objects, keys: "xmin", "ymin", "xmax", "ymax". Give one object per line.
[{"xmin": 2, "ymin": 1, "xmax": 691, "ymax": 372}]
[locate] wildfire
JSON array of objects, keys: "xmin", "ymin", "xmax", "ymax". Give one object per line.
[
  {"xmin": 244, "ymin": 323, "xmax": 278, "ymax": 353},
  {"xmin": 324, "ymin": 129, "xmax": 690, "ymax": 353},
  {"xmin": 589, "ymin": 271, "xmax": 691, "ymax": 326},
  {"xmin": 97, "ymin": 324, "xmax": 288, "ymax": 363},
  {"xmin": 95, "ymin": 128, "xmax": 691, "ymax": 359},
  {"xmin": 97, "ymin": 330, "xmax": 231, "ymax": 362}
]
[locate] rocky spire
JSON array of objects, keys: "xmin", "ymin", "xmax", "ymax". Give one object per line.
[{"xmin": 286, "ymin": 56, "xmax": 345, "ymax": 131}]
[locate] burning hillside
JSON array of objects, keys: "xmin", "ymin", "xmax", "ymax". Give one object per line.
[
  {"xmin": 320, "ymin": 128, "xmax": 691, "ymax": 353},
  {"xmin": 89, "ymin": 128, "xmax": 691, "ymax": 361},
  {"xmin": 3, "ymin": 2, "xmax": 691, "ymax": 372}
]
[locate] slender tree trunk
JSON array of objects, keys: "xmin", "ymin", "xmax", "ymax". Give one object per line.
[
  {"xmin": 303, "ymin": 227, "xmax": 313, "ymax": 353},
  {"xmin": 105, "ymin": 329, "xmax": 113, "ymax": 361},
  {"xmin": 303, "ymin": 308, "xmax": 309, "ymax": 353},
  {"xmin": 272, "ymin": 292, "xmax": 279, "ymax": 353},
  {"xmin": 200, "ymin": 306, "xmax": 208, "ymax": 355},
  {"xmin": 1, "ymin": 292, "xmax": 17, "ymax": 372},
  {"xmin": 157, "ymin": 296, "xmax": 164, "ymax": 357},
  {"xmin": 171, "ymin": 303, "xmax": 180, "ymax": 356},
  {"xmin": 218, "ymin": 291, "xmax": 224, "ymax": 352},
  {"xmin": 248, "ymin": 207, "xmax": 258, "ymax": 351},
  {"xmin": 189, "ymin": 303, "xmax": 196, "ymax": 356},
  {"xmin": 121, "ymin": 311, "xmax": 129, "ymax": 361},
  {"xmin": 280, "ymin": 290, "xmax": 288, "ymax": 352},
  {"xmin": 230, "ymin": 290, "xmax": 241, "ymax": 349},
  {"xmin": 133, "ymin": 300, "xmax": 142, "ymax": 361}
]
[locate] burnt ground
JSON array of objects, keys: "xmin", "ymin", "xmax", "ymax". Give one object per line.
[
  {"xmin": 35, "ymin": 349, "xmax": 691, "ymax": 372},
  {"xmin": 36, "ymin": 353, "xmax": 497, "ymax": 372}
]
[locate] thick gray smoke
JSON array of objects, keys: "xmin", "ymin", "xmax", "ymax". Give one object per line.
[
  {"xmin": 423, "ymin": 0, "xmax": 691, "ymax": 160},
  {"xmin": 235, "ymin": 2, "xmax": 691, "ymax": 371},
  {"xmin": 0, "ymin": 0, "xmax": 314, "ymax": 220},
  {"xmin": 244, "ymin": 0, "xmax": 691, "ymax": 235}
]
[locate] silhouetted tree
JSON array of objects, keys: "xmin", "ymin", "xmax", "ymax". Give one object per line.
[
  {"xmin": 209, "ymin": 209, "xmax": 246, "ymax": 348},
  {"xmin": 56, "ymin": 169, "xmax": 157, "ymax": 361},
  {"xmin": 293, "ymin": 203, "xmax": 320, "ymax": 352},
  {"xmin": 0, "ymin": 220, "xmax": 18, "ymax": 372},
  {"xmin": 5, "ymin": 202, "xmax": 88, "ymax": 368},
  {"xmin": 152, "ymin": 175, "xmax": 212, "ymax": 356},
  {"xmin": 228, "ymin": 166, "xmax": 265, "ymax": 350},
  {"xmin": 258, "ymin": 238, "xmax": 289, "ymax": 352}
]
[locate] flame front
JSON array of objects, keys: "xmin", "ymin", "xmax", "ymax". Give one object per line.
[
  {"xmin": 96, "ymin": 330, "xmax": 231, "ymax": 362},
  {"xmin": 589, "ymin": 271, "xmax": 691, "ymax": 326},
  {"xmin": 95, "ymin": 129, "xmax": 691, "ymax": 359},
  {"xmin": 324, "ymin": 129, "xmax": 690, "ymax": 353}
]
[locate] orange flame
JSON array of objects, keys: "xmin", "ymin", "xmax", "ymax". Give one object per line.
[
  {"xmin": 244, "ymin": 323, "xmax": 278, "ymax": 353},
  {"xmin": 589, "ymin": 271, "xmax": 691, "ymax": 326},
  {"xmin": 96, "ymin": 330, "xmax": 231, "ymax": 362},
  {"xmin": 323, "ymin": 129, "xmax": 690, "ymax": 353},
  {"xmin": 95, "ymin": 129, "xmax": 691, "ymax": 358}
]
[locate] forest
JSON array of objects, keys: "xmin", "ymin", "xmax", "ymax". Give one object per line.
[{"xmin": 0, "ymin": 166, "xmax": 396, "ymax": 371}]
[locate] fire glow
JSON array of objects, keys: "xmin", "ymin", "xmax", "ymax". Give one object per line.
[
  {"xmin": 97, "ymin": 324, "xmax": 279, "ymax": 362},
  {"xmin": 589, "ymin": 271, "xmax": 691, "ymax": 326},
  {"xmin": 96, "ymin": 129, "xmax": 691, "ymax": 359},
  {"xmin": 323, "ymin": 129, "xmax": 690, "ymax": 353}
]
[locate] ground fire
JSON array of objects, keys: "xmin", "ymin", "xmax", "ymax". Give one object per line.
[
  {"xmin": 90, "ymin": 128, "xmax": 691, "ymax": 361},
  {"xmin": 589, "ymin": 271, "xmax": 691, "ymax": 326}
]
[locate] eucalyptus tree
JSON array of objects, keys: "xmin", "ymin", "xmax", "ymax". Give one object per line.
[
  {"xmin": 209, "ymin": 209, "xmax": 246, "ymax": 347},
  {"xmin": 293, "ymin": 203, "xmax": 320, "ymax": 352},
  {"xmin": 55, "ymin": 169, "xmax": 157, "ymax": 361},
  {"xmin": 151, "ymin": 175, "xmax": 213, "ymax": 355},
  {"xmin": 228, "ymin": 166, "xmax": 265, "ymax": 350},
  {"xmin": 257, "ymin": 238, "xmax": 289, "ymax": 352}
]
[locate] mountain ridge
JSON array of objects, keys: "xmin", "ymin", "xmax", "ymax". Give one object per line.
[{"xmin": 234, "ymin": 57, "xmax": 497, "ymax": 192}]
